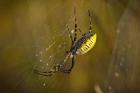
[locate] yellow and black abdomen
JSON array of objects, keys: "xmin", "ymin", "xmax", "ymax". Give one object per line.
[{"xmin": 76, "ymin": 33, "xmax": 97, "ymax": 55}]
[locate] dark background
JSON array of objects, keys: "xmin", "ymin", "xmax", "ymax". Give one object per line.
[{"xmin": 0, "ymin": 0, "xmax": 140, "ymax": 93}]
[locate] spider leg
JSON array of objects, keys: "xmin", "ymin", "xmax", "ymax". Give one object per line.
[
  {"xmin": 67, "ymin": 8, "xmax": 81, "ymax": 49},
  {"xmin": 34, "ymin": 53, "xmax": 71, "ymax": 76},
  {"xmin": 62, "ymin": 56, "xmax": 75, "ymax": 73},
  {"xmin": 88, "ymin": 10, "xmax": 93, "ymax": 32},
  {"xmin": 60, "ymin": 8, "xmax": 77, "ymax": 73},
  {"xmin": 66, "ymin": 24, "xmax": 74, "ymax": 48},
  {"xmin": 77, "ymin": 28, "xmax": 84, "ymax": 35},
  {"xmin": 73, "ymin": 8, "xmax": 78, "ymax": 43},
  {"xmin": 73, "ymin": 8, "xmax": 84, "ymax": 39},
  {"xmin": 34, "ymin": 63, "xmax": 64, "ymax": 76},
  {"xmin": 34, "ymin": 69, "xmax": 53, "ymax": 76}
]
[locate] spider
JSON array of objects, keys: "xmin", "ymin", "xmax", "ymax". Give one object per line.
[{"xmin": 34, "ymin": 9, "xmax": 97, "ymax": 76}]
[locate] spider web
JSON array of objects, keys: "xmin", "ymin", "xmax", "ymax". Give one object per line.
[
  {"xmin": 12, "ymin": 17, "xmax": 75, "ymax": 93},
  {"xmin": 34, "ymin": 34, "xmax": 69, "ymax": 73},
  {"xmin": 34, "ymin": 16, "xmax": 75, "ymax": 72},
  {"xmin": 31, "ymin": 15, "xmax": 77, "ymax": 88}
]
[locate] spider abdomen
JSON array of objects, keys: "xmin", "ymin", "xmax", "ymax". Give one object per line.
[{"xmin": 76, "ymin": 33, "xmax": 97, "ymax": 55}]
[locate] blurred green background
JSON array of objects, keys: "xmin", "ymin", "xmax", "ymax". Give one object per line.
[{"xmin": 0, "ymin": 0, "xmax": 140, "ymax": 93}]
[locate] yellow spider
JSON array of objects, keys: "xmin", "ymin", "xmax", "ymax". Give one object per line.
[{"xmin": 34, "ymin": 9, "xmax": 97, "ymax": 76}]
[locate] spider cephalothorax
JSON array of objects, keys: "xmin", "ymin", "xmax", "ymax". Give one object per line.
[{"xmin": 34, "ymin": 9, "xmax": 97, "ymax": 76}]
